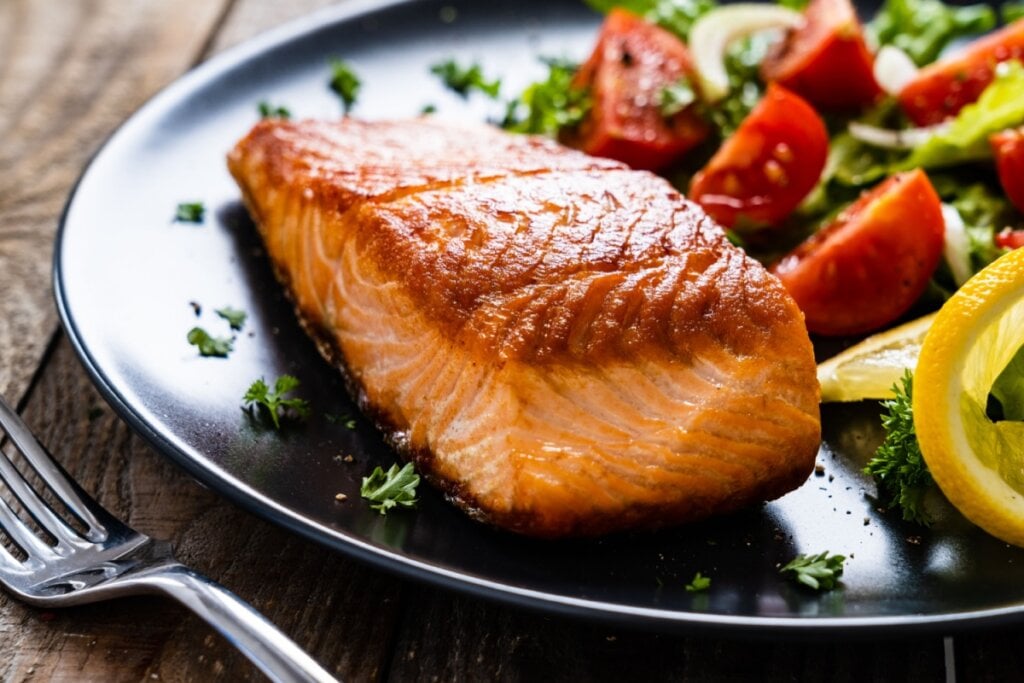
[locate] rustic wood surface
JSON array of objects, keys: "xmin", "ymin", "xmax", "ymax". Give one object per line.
[{"xmin": 0, "ymin": 0, "xmax": 1019, "ymax": 680}]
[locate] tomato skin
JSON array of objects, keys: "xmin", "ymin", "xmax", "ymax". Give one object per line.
[
  {"xmin": 688, "ymin": 85, "xmax": 828, "ymax": 229},
  {"xmin": 899, "ymin": 20, "xmax": 1024, "ymax": 126},
  {"xmin": 564, "ymin": 9, "xmax": 711, "ymax": 171},
  {"xmin": 995, "ymin": 229, "xmax": 1024, "ymax": 250},
  {"xmin": 761, "ymin": 0, "xmax": 881, "ymax": 109},
  {"xmin": 991, "ymin": 128, "xmax": 1024, "ymax": 213},
  {"xmin": 770, "ymin": 170, "xmax": 945, "ymax": 336}
]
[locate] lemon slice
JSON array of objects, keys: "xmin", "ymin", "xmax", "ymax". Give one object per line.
[
  {"xmin": 914, "ymin": 248, "xmax": 1024, "ymax": 546},
  {"xmin": 817, "ymin": 313, "xmax": 936, "ymax": 402}
]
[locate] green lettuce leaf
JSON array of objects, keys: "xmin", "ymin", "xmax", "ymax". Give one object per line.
[
  {"xmin": 903, "ymin": 61, "xmax": 1024, "ymax": 169},
  {"xmin": 991, "ymin": 344, "xmax": 1024, "ymax": 422},
  {"xmin": 869, "ymin": 0, "xmax": 996, "ymax": 66},
  {"xmin": 584, "ymin": 0, "xmax": 717, "ymax": 40}
]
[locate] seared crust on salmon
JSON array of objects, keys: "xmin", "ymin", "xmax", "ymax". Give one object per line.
[{"xmin": 228, "ymin": 118, "xmax": 821, "ymax": 538}]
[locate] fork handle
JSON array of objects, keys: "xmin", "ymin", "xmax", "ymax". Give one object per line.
[{"xmin": 144, "ymin": 564, "xmax": 338, "ymax": 682}]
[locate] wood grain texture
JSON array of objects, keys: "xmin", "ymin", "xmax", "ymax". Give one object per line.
[
  {"xmin": 385, "ymin": 587, "xmax": 950, "ymax": 682},
  {"xmin": 0, "ymin": 0, "xmax": 229, "ymax": 401},
  {"xmin": 0, "ymin": 337, "xmax": 404, "ymax": 682}
]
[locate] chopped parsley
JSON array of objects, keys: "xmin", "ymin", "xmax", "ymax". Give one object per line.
[
  {"xmin": 430, "ymin": 59, "xmax": 502, "ymax": 99},
  {"xmin": 685, "ymin": 572, "xmax": 711, "ymax": 592},
  {"xmin": 864, "ymin": 371, "xmax": 935, "ymax": 526},
  {"xmin": 326, "ymin": 413, "xmax": 357, "ymax": 429},
  {"xmin": 780, "ymin": 552, "xmax": 846, "ymax": 591},
  {"xmin": 329, "ymin": 59, "xmax": 362, "ymax": 114},
  {"xmin": 258, "ymin": 101, "xmax": 291, "ymax": 119},
  {"xmin": 174, "ymin": 202, "xmax": 205, "ymax": 223},
  {"xmin": 420, "ymin": 103, "xmax": 438, "ymax": 115},
  {"xmin": 500, "ymin": 57, "xmax": 591, "ymax": 136},
  {"xmin": 243, "ymin": 375, "xmax": 310, "ymax": 429},
  {"xmin": 215, "ymin": 306, "xmax": 247, "ymax": 331},
  {"xmin": 186, "ymin": 327, "xmax": 233, "ymax": 358},
  {"xmin": 360, "ymin": 462, "xmax": 420, "ymax": 514}
]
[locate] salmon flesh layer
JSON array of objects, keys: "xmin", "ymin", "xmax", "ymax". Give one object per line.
[{"xmin": 228, "ymin": 118, "xmax": 821, "ymax": 538}]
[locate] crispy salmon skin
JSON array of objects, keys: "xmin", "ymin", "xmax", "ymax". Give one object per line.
[{"xmin": 228, "ymin": 118, "xmax": 821, "ymax": 538}]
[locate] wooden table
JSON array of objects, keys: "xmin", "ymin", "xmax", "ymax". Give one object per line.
[{"xmin": 0, "ymin": 1, "xmax": 1021, "ymax": 680}]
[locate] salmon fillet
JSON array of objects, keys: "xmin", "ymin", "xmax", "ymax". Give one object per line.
[{"xmin": 227, "ymin": 118, "xmax": 821, "ymax": 538}]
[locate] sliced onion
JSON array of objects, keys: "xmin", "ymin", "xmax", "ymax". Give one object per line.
[
  {"xmin": 874, "ymin": 45, "xmax": 919, "ymax": 96},
  {"xmin": 847, "ymin": 121, "xmax": 951, "ymax": 150},
  {"xmin": 941, "ymin": 203, "xmax": 973, "ymax": 286},
  {"xmin": 690, "ymin": 4, "xmax": 803, "ymax": 103}
]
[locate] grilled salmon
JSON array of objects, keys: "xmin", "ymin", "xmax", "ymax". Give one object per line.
[{"xmin": 228, "ymin": 118, "xmax": 821, "ymax": 538}]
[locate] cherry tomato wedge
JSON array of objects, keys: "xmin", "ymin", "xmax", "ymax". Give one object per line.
[
  {"xmin": 995, "ymin": 228, "xmax": 1024, "ymax": 250},
  {"xmin": 771, "ymin": 170, "xmax": 945, "ymax": 336},
  {"xmin": 899, "ymin": 19, "xmax": 1024, "ymax": 126},
  {"xmin": 760, "ymin": 0, "xmax": 881, "ymax": 110},
  {"xmin": 688, "ymin": 85, "xmax": 827, "ymax": 229},
  {"xmin": 990, "ymin": 128, "xmax": 1024, "ymax": 213},
  {"xmin": 563, "ymin": 9, "xmax": 711, "ymax": 171}
]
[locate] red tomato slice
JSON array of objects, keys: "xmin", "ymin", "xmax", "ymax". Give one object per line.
[
  {"xmin": 995, "ymin": 228, "xmax": 1024, "ymax": 250},
  {"xmin": 760, "ymin": 0, "xmax": 881, "ymax": 109},
  {"xmin": 564, "ymin": 9, "xmax": 711, "ymax": 171},
  {"xmin": 688, "ymin": 84, "xmax": 827, "ymax": 229},
  {"xmin": 899, "ymin": 19, "xmax": 1024, "ymax": 126},
  {"xmin": 770, "ymin": 170, "xmax": 945, "ymax": 336},
  {"xmin": 991, "ymin": 128, "xmax": 1024, "ymax": 213}
]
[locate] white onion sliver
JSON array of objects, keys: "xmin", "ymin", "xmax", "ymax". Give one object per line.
[
  {"xmin": 690, "ymin": 4, "xmax": 803, "ymax": 103},
  {"xmin": 941, "ymin": 203, "xmax": 974, "ymax": 287},
  {"xmin": 874, "ymin": 45, "xmax": 919, "ymax": 96},
  {"xmin": 847, "ymin": 121, "xmax": 950, "ymax": 150}
]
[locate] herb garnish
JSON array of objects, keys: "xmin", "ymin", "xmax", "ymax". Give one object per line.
[
  {"xmin": 326, "ymin": 413, "xmax": 357, "ymax": 429},
  {"xmin": 186, "ymin": 327, "xmax": 233, "ymax": 357},
  {"xmin": 360, "ymin": 462, "xmax": 420, "ymax": 514},
  {"xmin": 500, "ymin": 57, "xmax": 591, "ymax": 136},
  {"xmin": 258, "ymin": 101, "xmax": 291, "ymax": 119},
  {"xmin": 215, "ymin": 306, "xmax": 247, "ymax": 331},
  {"xmin": 430, "ymin": 59, "xmax": 502, "ymax": 99},
  {"xmin": 864, "ymin": 371, "xmax": 935, "ymax": 525},
  {"xmin": 685, "ymin": 572, "xmax": 711, "ymax": 592},
  {"xmin": 329, "ymin": 59, "xmax": 362, "ymax": 114},
  {"xmin": 175, "ymin": 202, "xmax": 205, "ymax": 223},
  {"xmin": 243, "ymin": 375, "xmax": 311, "ymax": 429},
  {"xmin": 780, "ymin": 552, "xmax": 846, "ymax": 591}
]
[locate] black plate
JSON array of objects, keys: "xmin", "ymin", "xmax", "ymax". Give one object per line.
[{"xmin": 55, "ymin": 0, "xmax": 1024, "ymax": 635}]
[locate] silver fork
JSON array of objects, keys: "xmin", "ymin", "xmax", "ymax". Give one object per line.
[{"xmin": 0, "ymin": 394, "xmax": 337, "ymax": 683}]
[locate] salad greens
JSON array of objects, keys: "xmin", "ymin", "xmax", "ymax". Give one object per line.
[
  {"xmin": 903, "ymin": 61, "xmax": 1024, "ymax": 169},
  {"xmin": 584, "ymin": 0, "xmax": 716, "ymax": 40},
  {"xmin": 990, "ymin": 344, "xmax": 1024, "ymax": 422},
  {"xmin": 868, "ymin": 0, "xmax": 996, "ymax": 66},
  {"xmin": 500, "ymin": 58, "xmax": 592, "ymax": 136}
]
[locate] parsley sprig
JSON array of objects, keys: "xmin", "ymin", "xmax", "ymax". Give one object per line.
[
  {"xmin": 243, "ymin": 375, "xmax": 310, "ymax": 429},
  {"xmin": 361, "ymin": 462, "xmax": 420, "ymax": 514},
  {"xmin": 258, "ymin": 101, "xmax": 291, "ymax": 119},
  {"xmin": 500, "ymin": 57, "xmax": 591, "ymax": 136},
  {"xmin": 215, "ymin": 306, "xmax": 247, "ymax": 331},
  {"xmin": 780, "ymin": 552, "xmax": 846, "ymax": 591},
  {"xmin": 430, "ymin": 59, "xmax": 502, "ymax": 99},
  {"xmin": 864, "ymin": 371, "xmax": 935, "ymax": 525},
  {"xmin": 187, "ymin": 327, "xmax": 233, "ymax": 357},
  {"xmin": 175, "ymin": 202, "xmax": 205, "ymax": 223},
  {"xmin": 685, "ymin": 572, "xmax": 711, "ymax": 593},
  {"xmin": 329, "ymin": 59, "xmax": 361, "ymax": 114}
]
